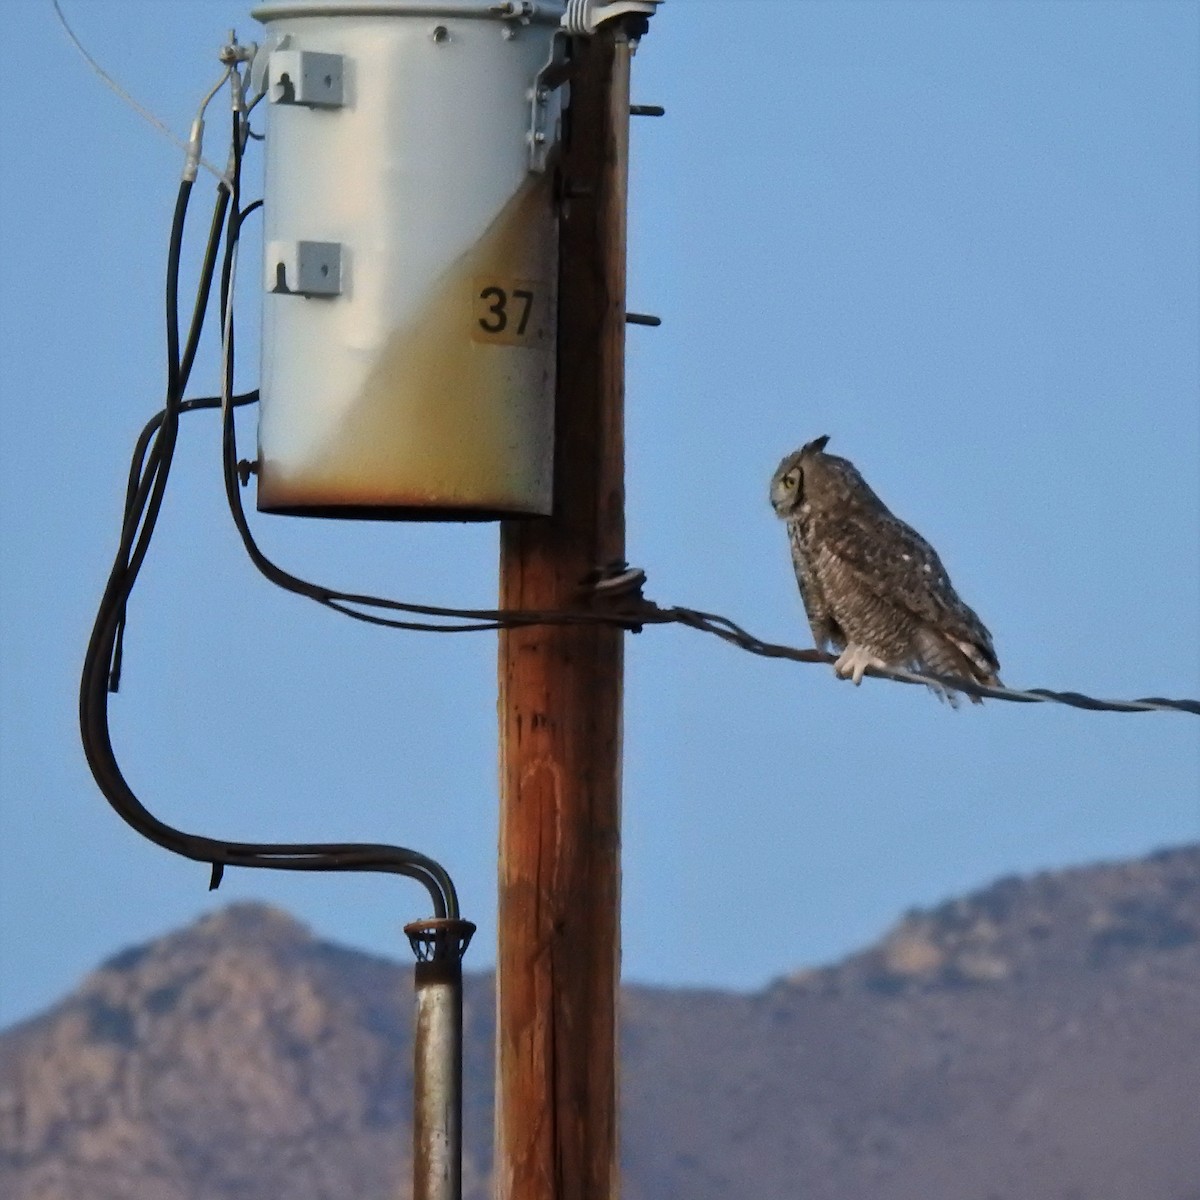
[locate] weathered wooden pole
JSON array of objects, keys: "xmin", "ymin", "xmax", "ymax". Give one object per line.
[{"xmin": 495, "ymin": 23, "xmax": 633, "ymax": 1200}]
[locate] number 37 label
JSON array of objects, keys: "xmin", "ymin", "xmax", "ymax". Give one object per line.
[{"xmin": 472, "ymin": 279, "xmax": 547, "ymax": 347}]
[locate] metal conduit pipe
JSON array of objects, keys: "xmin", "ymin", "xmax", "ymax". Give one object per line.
[{"xmin": 406, "ymin": 918, "xmax": 478, "ymax": 1200}]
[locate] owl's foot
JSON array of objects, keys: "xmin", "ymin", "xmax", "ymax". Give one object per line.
[{"xmin": 832, "ymin": 644, "xmax": 887, "ymax": 686}]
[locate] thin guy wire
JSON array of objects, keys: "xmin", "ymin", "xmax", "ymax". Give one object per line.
[{"xmin": 51, "ymin": 0, "xmax": 230, "ymax": 183}]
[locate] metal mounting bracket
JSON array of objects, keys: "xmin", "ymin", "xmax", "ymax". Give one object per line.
[
  {"xmin": 268, "ymin": 49, "xmax": 345, "ymax": 109},
  {"xmin": 522, "ymin": 0, "xmax": 659, "ymax": 170},
  {"xmin": 267, "ymin": 241, "xmax": 343, "ymax": 297},
  {"xmin": 526, "ymin": 29, "xmax": 571, "ymax": 172}
]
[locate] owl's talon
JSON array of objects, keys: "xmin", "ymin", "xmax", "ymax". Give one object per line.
[{"xmin": 833, "ymin": 645, "xmax": 886, "ymax": 686}]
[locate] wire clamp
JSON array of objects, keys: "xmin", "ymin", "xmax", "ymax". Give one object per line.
[
  {"xmin": 217, "ymin": 30, "xmax": 257, "ymax": 68},
  {"xmin": 585, "ymin": 561, "xmax": 650, "ymax": 631},
  {"xmin": 490, "ymin": 0, "xmax": 538, "ymax": 23}
]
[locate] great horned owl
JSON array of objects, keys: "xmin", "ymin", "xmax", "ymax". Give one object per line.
[{"xmin": 769, "ymin": 436, "xmax": 1000, "ymax": 702}]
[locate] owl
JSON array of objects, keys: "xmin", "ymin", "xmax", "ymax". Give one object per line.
[{"xmin": 769, "ymin": 436, "xmax": 1000, "ymax": 702}]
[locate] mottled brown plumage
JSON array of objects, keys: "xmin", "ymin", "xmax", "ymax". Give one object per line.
[{"xmin": 770, "ymin": 436, "xmax": 1000, "ymax": 703}]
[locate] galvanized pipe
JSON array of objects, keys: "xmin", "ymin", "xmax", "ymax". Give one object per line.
[{"xmin": 406, "ymin": 918, "xmax": 476, "ymax": 1200}]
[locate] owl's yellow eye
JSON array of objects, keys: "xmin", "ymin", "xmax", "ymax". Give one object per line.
[{"xmin": 785, "ymin": 472, "xmax": 799, "ymax": 489}]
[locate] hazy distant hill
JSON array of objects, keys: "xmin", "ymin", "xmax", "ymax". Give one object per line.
[{"xmin": 2, "ymin": 846, "xmax": 1198, "ymax": 1200}]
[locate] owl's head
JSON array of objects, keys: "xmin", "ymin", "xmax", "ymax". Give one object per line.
[{"xmin": 770, "ymin": 435, "xmax": 831, "ymax": 517}]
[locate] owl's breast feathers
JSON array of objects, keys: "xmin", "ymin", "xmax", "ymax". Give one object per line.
[{"xmin": 786, "ymin": 517, "xmax": 844, "ymax": 651}]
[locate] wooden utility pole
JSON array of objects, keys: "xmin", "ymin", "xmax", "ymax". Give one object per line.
[{"xmin": 496, "ymin": 24, "xmax": 633, "ymax": 1200}]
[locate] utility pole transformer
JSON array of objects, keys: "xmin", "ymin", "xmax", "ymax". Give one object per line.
[{"xmin": 497, "ymin": 10, "xmax": 653, "ymax": 1199}]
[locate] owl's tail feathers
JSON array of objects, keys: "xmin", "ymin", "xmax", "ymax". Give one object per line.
[{"xmin": 914, "ymin": 628, "xmax": 1001, "ymax": 706}]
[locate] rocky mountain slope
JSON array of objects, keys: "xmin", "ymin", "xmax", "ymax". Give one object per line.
[{"xmin": 2, "ymin": 846, "xmax": 1198, "ymax": 1200}]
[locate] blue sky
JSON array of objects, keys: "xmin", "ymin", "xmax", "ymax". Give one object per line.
[{"xmin": 1, "ymin": 0, "xmax": 1197, "ymax": 1030}]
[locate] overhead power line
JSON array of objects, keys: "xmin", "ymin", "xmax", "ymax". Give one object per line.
[{"xmin": 115, "ymin": 390, "xmax": 1200, "ymax": 720}]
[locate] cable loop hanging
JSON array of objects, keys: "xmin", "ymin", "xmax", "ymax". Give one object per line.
[{"xmin": 80, "ymin": 70, "xmax": 464, "ymax": 920}]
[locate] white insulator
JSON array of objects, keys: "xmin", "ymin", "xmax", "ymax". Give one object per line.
[
  {"xmin": 561, "ymin": 0, "xmax": 592, "ymax": 34},
  {"xmin": 561, "ymin": 0, "xmax": 662, "ymax": 36}
]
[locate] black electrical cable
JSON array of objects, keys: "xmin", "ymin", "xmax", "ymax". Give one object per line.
[
  {"xmin": 79, "ymin": 109, "xmax": 460, "ymax": 919},
  {"xmin": 111, "ymin": 184, "xmax": 235, "ymax": 691},
  {"xmin": 120, "ymin": 184, "xmax": 232, "ymax": 556}
]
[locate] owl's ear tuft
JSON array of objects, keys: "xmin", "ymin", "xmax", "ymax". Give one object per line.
[{"xmin": 801, "ymin": 435, "xmax": 831, "ymax": 456}]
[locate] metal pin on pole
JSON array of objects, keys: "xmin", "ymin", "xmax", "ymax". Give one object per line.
[{"xmin": 405, "ymin": 917, "xmax": 477, "ymax": 1200}]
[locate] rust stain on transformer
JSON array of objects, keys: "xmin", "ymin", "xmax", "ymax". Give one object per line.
[{"xmin": 259, "ymin": 174, "xmax": 557, "ymax": 517}]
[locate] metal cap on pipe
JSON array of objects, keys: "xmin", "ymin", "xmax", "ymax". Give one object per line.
[{"xmin": 406, "ymin": 917, "xmax": 477, "ymax": 964}]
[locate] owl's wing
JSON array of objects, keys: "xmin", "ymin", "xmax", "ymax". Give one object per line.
[
  {"xmin": 787, "ymin": 522, "xmax": 843, "ymax": 650},
  {"xmin": 815, "ymin": 509, "xmax": 999, "ymax": 674}
]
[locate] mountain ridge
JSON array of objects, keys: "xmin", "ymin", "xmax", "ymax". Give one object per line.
[{"xmin": 2, "ymin": 845, "xmax": 1198, "ymax": 1199}]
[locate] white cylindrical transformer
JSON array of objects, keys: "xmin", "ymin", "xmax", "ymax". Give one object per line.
[{"xmin": 250, "ymin": 0, "xmax": 567, "ymax": 518}]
